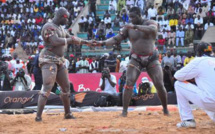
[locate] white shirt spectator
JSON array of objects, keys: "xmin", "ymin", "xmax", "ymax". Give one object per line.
[
  {"xmin": 76, "ymin": 59, "xmax": 89, "ymax": 73},
  {"xmin": 60, "ymin": 0, "xmax": 67, "ymax": 7},
  {"xmin": 79, "ymin": 16, "xmax": 87, "ymax": 23},
  {"xmin": 185, "ymin": 24, "xmax": 194, "ymax": 30},
  {"xmin": 72, "ymin": 0, "xmax": 78, "ymax": 6},
  {"xmin": 64, "ymin": 59, "xmax": 70, "ymax": 69},
  {"xmin": 99, "ymin": 74, "xmax": 117, "ymax": 95},
  {"xmin": 126, "ymin": 0, "xmax": 135, "ymax": 7},
  {"xmin": 135, "ymin": 0, "xmax": 144, "ymax": 10},
  {"xmin": 104, "ymin": 16, "xmax": 112, "ymax": 24},
  {"xmin": 176, "ymin": 30, "xmax": 185, "ymax": 38},
  {"xmin": 194, "ymin": 17, "xmax": 203, "ymax": 25},
  {"xmin": 13, "ymin": 62, "xmax": 23, "ymax": 75},
  {"xmin": 204, "ymin": 22, "xmax": 214, "ymax": 30},
  {"xmin": 19, "ymin": 0, "xmax": 25, "ymax": 3},
  {"xmin": 109, "ymin": 0, "xmax": 117, "ymax": 11},
  {"xmin": 89, "ymin": 61, "xmax": 99, "ymax": 73},
  {"xmin": 147, "ymin": 7, "xmax": 157, "ymax": 18},
  {"xmin": 87, "ymin": 16, "xmax": 94, "ymax": 24}
]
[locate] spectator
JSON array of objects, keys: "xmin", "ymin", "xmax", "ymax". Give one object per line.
[
  {"xmin": 135, "ymin": 0, "xmax": 144, "ymax": 15},
  {"xmin": 185, "ymin": 25, "xmax": 194, "ymax": 46},
  {"xmin": 174, "ymin": 42, "xmax": 215, "ymax": 128},
  {"xmin": 161, "ymin": 51, "xmax": 176, "ymax": 71},
  {"xmin": 106, "ymin": 31, "xmax": 116, "ymax": 39},
  {"xmin": 104, "ymin": 15, "xmax": 112, "ymax": 27},
  {"xmin": 104, "ymin": 52, "xmax": 117, "ymax": 72},
  {"xmin": 89, "ymin": 57, "xmax": 99, "ymax": 73},
  {"xmin": 183, "ymin": 51, "xmax": 194, "ymax": 66},
  {"xmin": 204, "ymin": 19, "xmax": 214, "ymax": 30},
  {"xmin": 99, "ymin": 67, "xmax": 117, "ymax": 96},
  {"xmin": 78, "ymin": 15, "xmax": 87, "ymax": 32},
  {"xmin": 118, "ymin": 0, "xmax": 126, "ymax": 12},
  {"xmin": 109, "ymin": 0, "xmax": 117, "ymax": 14},
  {"xmin": 157, "ymin": 34, "xmax": 166, "ymax": 53},
  {"xmin": 99, "ymin": 53, "xmax": 109, "ymax": 72},
  {"xmin": 167, "ymin": 29, "xmax": 176, "ymax": 47},
  {"xmin": 163, "ymin": 62, "xmax": 175, "ymax": 92},
  {"xmin": 147, "ymin": 5, "xmax": 157, "ymax": 20},
  {"xmin": 121, "ymin": 10, "xmax": 129, "ymax": 23},
  {"xmin": 138, "ymin": 77, "xmax": 156, "ymax": 96},
  {"xmin": 115, "ymin": 55, "xmax": 121, "ymax": 72},
  {"xmin": 32, "ymin": 45, "xmax": 43, "ymax": 90},
  {"xmin": 68, "ymin": 54, "xmax": 76, "ymax": 73},
  {"xmin": 176, "ymin": 27, "xmax": 185, "ymax": 47},
  {"xmin": 113, "ymin": 14, "xmax": 121, "ymax": 27},
  {"xmin": 76, "ymin": 56, "xmax": 89, "ymax": 73},
  {"xmin": 11, "ymin": 68, "xmax": 32, "ymax": 91},
  {"xmin": 0, "ymin": 57, "xmax": 12, "ymax": 91},
  {"xmin": 13, "ymin": 59, "xmax": 23, "ymax": 75}
]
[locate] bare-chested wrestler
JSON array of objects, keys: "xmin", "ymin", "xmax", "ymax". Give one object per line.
[
  {"xmin": 35, "ymin": 7, "xmax": 91, "ymax": 121},
  {"xmin": 94, "ymin": 7, "xmax": 169, "ymax": 117}
]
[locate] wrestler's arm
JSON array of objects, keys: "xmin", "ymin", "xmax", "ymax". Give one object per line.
[
  {"xmin": 65, "ymin": 30, "xmax": 90, "ymax": 45},
  {"xmin": 124, "ymin": 20, "xmax": 158, "ymax": 34},
  {"xmin": 98, "ymin": 28, "xmax": 128, "ymax": 46},
  {"xmin": 43, "ymin": 25, "xmax": 89, "ymax": 46}
]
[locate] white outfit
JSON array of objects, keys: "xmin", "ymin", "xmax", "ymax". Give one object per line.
[
  {"xmin": 76, "ymin": 60, "xmax": 89, "ymax": 73},
  {"xmin": 89, "ymin": 61, "xmax": 99, "ymax": 73},
  {"xmin": 13, "ymin": 74, "xmax": 32, "ymax": 91},
  {"xmin": 99, "ymin": 74, "xmax": 117, "ymax": 95},
  {"xmin": 174, "ymin": 56, "xmax": 215, "ymax": 122}
]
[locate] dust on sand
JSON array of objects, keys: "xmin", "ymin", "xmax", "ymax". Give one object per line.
[{"xmin": 0, "ymin": 110, "xmax": 214, "ymax": 134}]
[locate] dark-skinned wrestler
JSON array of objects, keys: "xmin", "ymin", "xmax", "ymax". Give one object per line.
[
  {"xmin": 35, "ymin": 7, "xmax": 92, "ymax": 121},
  {"xmin": 94, "ymin": 7, "xmax": 169, "ymax": 117}
]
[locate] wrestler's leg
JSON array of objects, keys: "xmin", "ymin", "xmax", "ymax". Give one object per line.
[
  {"xmin": 56, "ymin": 65, "xmax": 74, "ymax": 119},
  {"xmin": 121, "ymin": 59, "xmax": 141, "ymax": 117},
  {"xmin": 146, "ymin": 60, "xmax": 169, "ymax": 115},
  {"xmin": 36, "ymin": 63, "xmax": 57, "ymax": 121}
]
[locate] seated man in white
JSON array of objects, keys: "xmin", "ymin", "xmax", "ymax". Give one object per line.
[{"xmin": 174, "ymin": 42, "xmax": 215, "ymax": 128}]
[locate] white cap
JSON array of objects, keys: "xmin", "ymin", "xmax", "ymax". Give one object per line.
[
  {"xmin": 117, "ymin": 55, "xmax": 121, "ymax": 58},
  {"xmin": 141, "ymin": 77, "xmax": 149, "ymax": 83}
]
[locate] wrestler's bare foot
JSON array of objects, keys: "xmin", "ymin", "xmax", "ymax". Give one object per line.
[
  {"xmin": 35, "ymin": 117, "xmax": 42, "ymax": 122},
  {"xmin": 120, "ymin": 111, "xmax": 128, "ymax": 117},
  {"xmin": 64, "ymin": 113, "xmax": 76, "ymax": 119},
  {"xmin": 163, "ymin": 109, "xmax": 170, "ymax": 116}
]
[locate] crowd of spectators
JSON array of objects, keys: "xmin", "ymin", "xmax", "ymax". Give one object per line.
[
  {"xmin": 78, "ymin": 0, "xmax": 215, "ymax": 53},
  {"xmin": 0, "ymin": 0, "xmax": 86, "ymax": 56}
]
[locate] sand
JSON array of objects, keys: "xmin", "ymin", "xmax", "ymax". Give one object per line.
[{"xmin": 0, "ymin": 109, "xmax": 214, "ymax": 134}]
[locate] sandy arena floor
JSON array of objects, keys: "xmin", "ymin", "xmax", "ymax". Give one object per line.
[{"xmin": 0, "ymin": 109, "xmax": 214, "ymax": 134}]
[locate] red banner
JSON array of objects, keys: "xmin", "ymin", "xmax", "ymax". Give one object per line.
[{"xmin": 69, "ymin": 72, "xmax": 151, "ymax": 92}]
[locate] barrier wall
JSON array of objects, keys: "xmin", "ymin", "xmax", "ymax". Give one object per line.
[{"xmin": 68, "ymin": 72, "xmax": 151, "ymax": 92}]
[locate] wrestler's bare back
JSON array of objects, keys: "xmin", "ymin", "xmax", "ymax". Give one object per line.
[{"xmin": 42, "ymin": 22, "xmax": 68, "ymax": 57}]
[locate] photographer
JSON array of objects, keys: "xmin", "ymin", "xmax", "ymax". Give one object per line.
[
  {"xmin": 11, "ymin": 68, "xmax": 32, "ymax": 91},
  {"xmin": 99, "ymin": 67, "xmax": 117, "ymax": 96},
  {"xmin": 163, "ymin": 63, "xmax": 175, "ymax": 92},
  {"xmin": 138, "ymin": 77, "xmax": 156, "ymax": 96},
  {"xmin": 0, "ymin": 56, "xmax": 12, "ymax": 91}
]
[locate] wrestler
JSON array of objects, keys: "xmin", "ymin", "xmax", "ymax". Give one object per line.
[
  {"xmin": 35, "ymin": 7, "xmax": 92, "ymax": 121},
  {"xmin": 94, "ymin": 7, "xmax": 169, "ymax": 117}
]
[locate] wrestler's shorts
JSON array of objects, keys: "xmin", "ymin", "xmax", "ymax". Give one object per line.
[
  {"xmin": 39, "ymin": 48, "xmax": 65, "ymax": 67},
  {"xmin": 130, "ymin": 49, "xmax": 159, "ymax": 68}
]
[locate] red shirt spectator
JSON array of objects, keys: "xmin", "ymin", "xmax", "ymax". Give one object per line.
[
  {"xmin": 158, "ymin": 38, "xmax": 166, "ymax": 46},
  {"xmin": 35, "ymin": 16, "xmax": 43, "ymax": 25}
]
